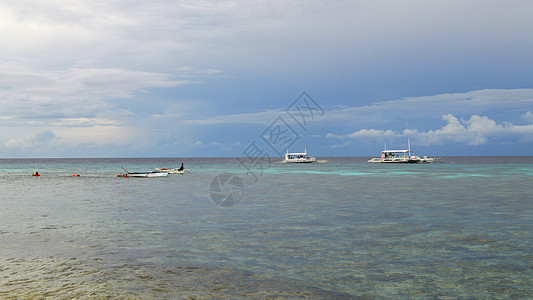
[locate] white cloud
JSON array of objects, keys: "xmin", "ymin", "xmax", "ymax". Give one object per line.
[
  {"xmin": 326, "ymin": 133, "xmax": 344, "ymax": 140},
  {"xmin": 330, "ymin": 114, "xmax": 533, "ymax": 146},
  {"xmin": 414, "ymin": 114, "xmax": 533, "ymax": 145},
  {"xmin": 49, "ymin": 118, "xmax": 118, "ymax": 127},
  {"xmin": 347, "ymin": 129, "xmax": 397, "ymax": 139},
  {"xmin": 522, "ymin": 111, "xmax": 533, "ymax": 123},
  {"xmin": 0, "ymin": 64, "xmax": 193, "ymax": 152},
  {"xmin": 330, "ymin": 143, "xmax": 349, "ymax": 149},
  {"xmin": 5, "ymin": 130, "xmax": 57, "ymax": 148},
  {"xmin": 0, "ymin": 1, "xmax": 362, "ymax": 71},
  {"xmin": 185, "ymin": 109, "xmax": 285, "ymax": 126},
  {"xmin": 320, "ymin": 89, "xmax": 533, "ymax": 127},
  {"xmin": 54, "ymin": 126, "xmax": 140, "ymax": 145},
  {"xmin": 0, "ymin": 64, "xmax": 188, "ymax": 120},
  {"xmin": 180, "ymin": 89, "xmax": 533, "ymax": 128}
]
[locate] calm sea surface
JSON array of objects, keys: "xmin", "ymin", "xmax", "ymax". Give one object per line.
[{"xmin": 0, "ymin": 157, "xmax": 532, "ymax": 298}]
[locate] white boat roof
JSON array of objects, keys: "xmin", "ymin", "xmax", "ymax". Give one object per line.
[
  {"xmin": 381, "ymin": 150, "xmax": 413, "ymax": 153},
  {"xmin": 287, "ymin": 152, "xmax": 308, "ymax": 156}
]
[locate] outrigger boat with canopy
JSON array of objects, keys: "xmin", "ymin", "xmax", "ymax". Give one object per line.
[
  {"xmin": 278, "ymin": 149, "xmax": 327, "ymax": 163},
  {"xmin": 368, "ymin": 149, "xmax": 421, "ymax": 163},
  {"xmin": 368, "ymin": 139, "xmax": 437, "ymax": 163}
]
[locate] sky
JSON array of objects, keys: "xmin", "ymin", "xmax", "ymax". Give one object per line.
[{"xmin": 1, "ymin": 0, "xmax": 533, "ymax": 158}]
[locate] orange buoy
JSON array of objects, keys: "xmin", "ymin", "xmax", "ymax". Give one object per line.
[{"xmin": 72, "ymin": 174, "xmax": 80, "ymax": 177}]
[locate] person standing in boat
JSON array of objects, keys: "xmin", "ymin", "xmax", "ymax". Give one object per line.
[{"xmin": 178, "ymin": 163, "xmax": 184, "ymax": 171}]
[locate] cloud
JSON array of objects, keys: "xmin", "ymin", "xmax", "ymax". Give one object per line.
[
  {"xmin": 5, "ymin": 130, "xmax": 57, "ymax": 148},
  {"xmin": 326, "ymin": 133, "xmax": 343, "ymax": 139},
  {"xmin": 320, "ymin": 89, "xmax": 533, "ymax": 127},
  {"xmin": 0, "ymin": 1, "xmax": 362, "ymax": 72},
  {"xmin": 179, "ymin": 89, "xmax": 533, "ymax": 128},
  {"xmin": 187, "ymin": 140, "xmax": 242, "ymax": 154},
  {"xmin": 184, "ymin": 109, "xmax": 286, "ymax": 126},
  {"xmin": 522, "ymin": 111, "xmax": 533, "ymax": 123},
  {"xmin": 1, "ymin": 1, "xmax": 533, "ymax": 157},
  {"xmin": 0, "ymin": 64, "xmax": 189, "ymax": 120},
  {"xmin": 49, "ymin": 118, "xmax": 119, "ymax": 127},
  {"xmin": 54, "ymin": 126, "xmax": 140, "ymax": 145},
  {"xmin": 0, "ymin": 64, "xmax": 193, "ymax": 151},
  {"xmin": 330, "ymin": 143, "xmax": 349, "ymax": 149},
  {"xmin": 347, "ymin": 129, "xmax": 397, "ymax": 139},
  {"xmin": 414, "ymin": 114, "xmax": 533, "ymax": 145},
  {"xmin": 329, "ymin": 114, "xmax": 533, "ymax": 146},
  {"xmin": 176, "ymin": 67, "xmax": 226, "ymax": 78}
]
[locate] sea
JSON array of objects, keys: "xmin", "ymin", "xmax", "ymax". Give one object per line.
[{"xmin": 0, "ymin": 157, "xmax": 531, "ymax": 299}]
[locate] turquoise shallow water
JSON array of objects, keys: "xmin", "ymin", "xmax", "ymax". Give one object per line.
[{"xmin": 0, "ymin": 157, "xmax": 532, "ymax": 298}]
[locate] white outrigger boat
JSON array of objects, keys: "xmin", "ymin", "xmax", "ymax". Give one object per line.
[
  {"xmin": 118, "ymin": 171, "xmax": 169, "ymax": 178},
  {"xmin": 368, "ymin": 149, "xmax": 421, "ymax": 163},
  {"xmin": 368, "ymin": 140, "xmax": 437, "ymax": 163},
  {"xmin": 278, "ymin": 149, "xmax": 327, "ymax": 163},
  {"xmin": 118, "ymin": 168, "xmax": 169, "ymax": 178}
]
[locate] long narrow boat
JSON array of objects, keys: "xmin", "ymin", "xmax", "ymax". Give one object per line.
[
  {"xmin": 126, "ymin": 171, "xmax": 169, "ymax": 177},
  {"xmin": 118, "ymin": 168, "xmax": 169, "ymax": 178}
]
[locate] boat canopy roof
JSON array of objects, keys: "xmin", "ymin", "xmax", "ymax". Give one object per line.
[
  {"xmin": 381, "ymin": 150, "xmax": 413, "ymax": 153},
  {"xmin": 287, "ymin": 152, "xmax": 308, "ymax": 156}
]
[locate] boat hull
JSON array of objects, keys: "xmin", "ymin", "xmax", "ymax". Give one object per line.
[
  {"xmin": 169, "ymin": 170, "xmax": 185, "ymax": 174},
  {"xmin": 279, "ymin": 158, "xmax": 327, "ymax": 163},
  {"xmin": 280, "ymin": 149, "xmax": 326, "ymax": 164},
  {"xmin": 156, "ymin": 168, "xmax": 190, "ymax": 174},
  {"xmin": 368, "ymin": 158, "xmax": 421, "ymax": 163},
  {"xmin": 126, "ymin": 172, "xmax": 169, "ymax": 177}
]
